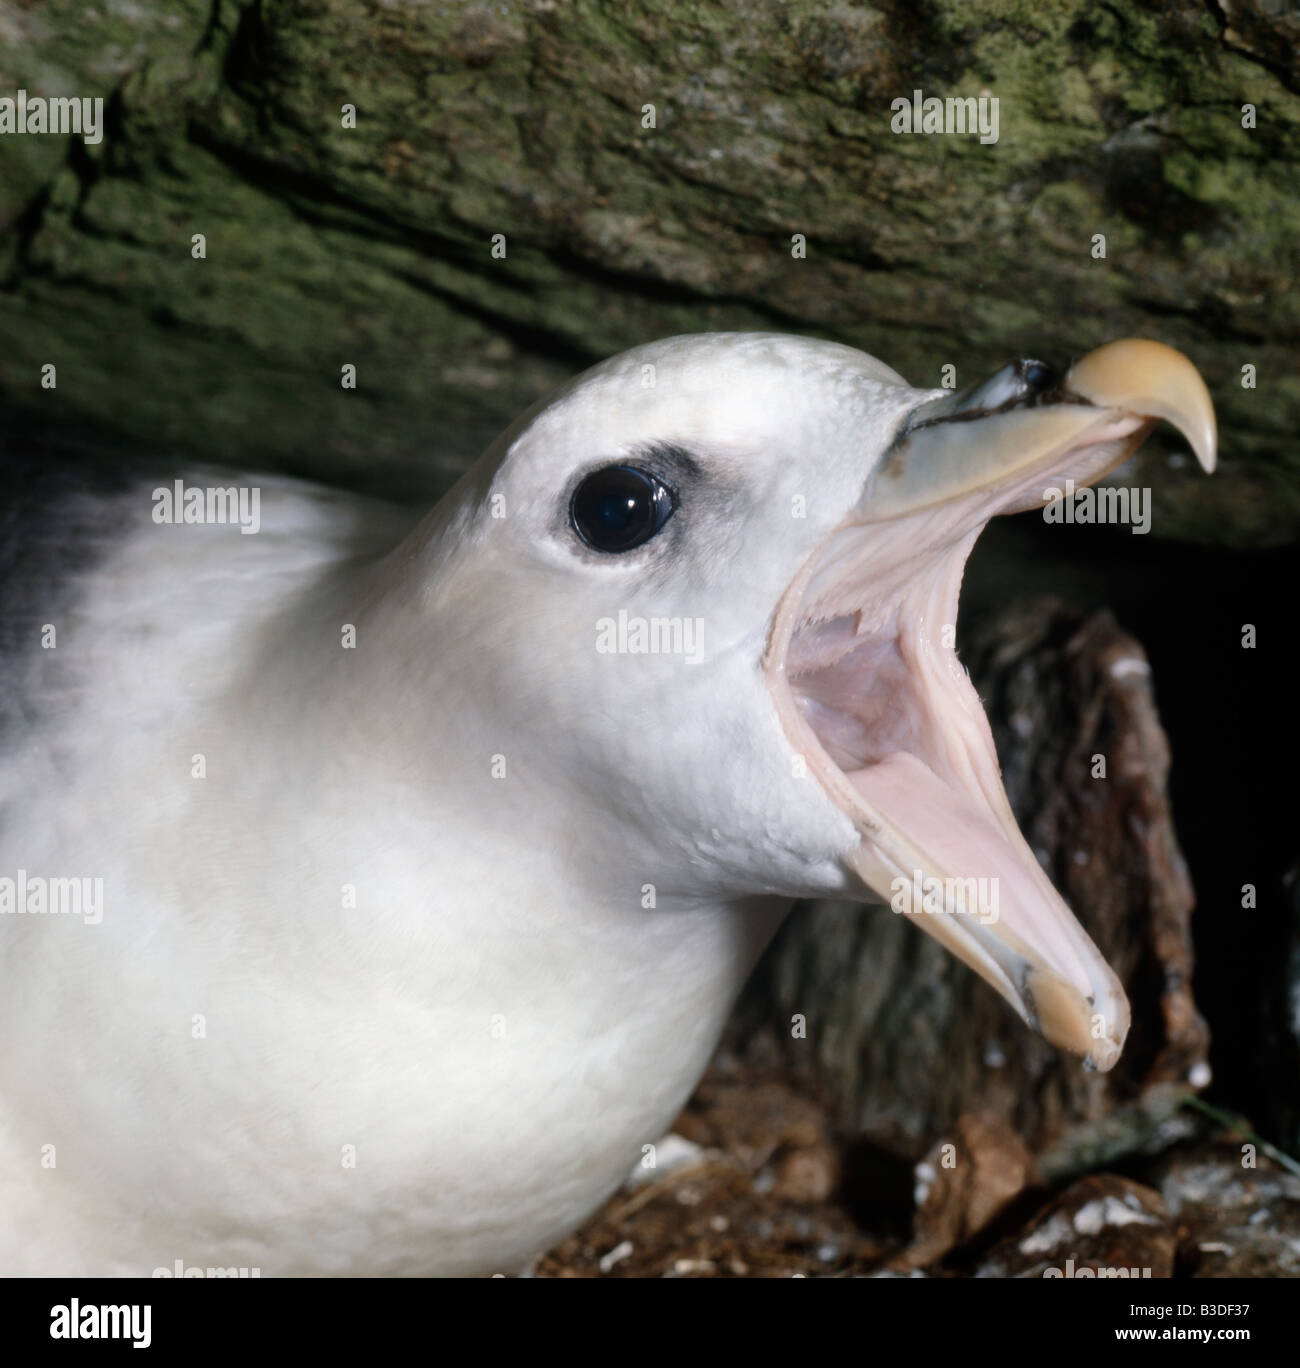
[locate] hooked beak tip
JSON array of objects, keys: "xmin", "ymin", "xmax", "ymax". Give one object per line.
[{"xmin": 1064, "ymin": 337, "xmax": 1217, "ymax": 475}]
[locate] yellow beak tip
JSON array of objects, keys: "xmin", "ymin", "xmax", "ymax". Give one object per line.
[{"xmin": 1065, "ymin": 338, "xmax": 1217, "ymax": 477}]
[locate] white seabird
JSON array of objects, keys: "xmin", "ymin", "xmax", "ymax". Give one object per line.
[{"xmin": 0, "ymin": 333, "xmax": 1215, "ymax": 1276}]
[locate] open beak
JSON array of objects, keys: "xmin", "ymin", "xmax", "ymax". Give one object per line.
[{"xmin": 765, "ymin": 340, "xmax": 1216, "ymax": 1071}]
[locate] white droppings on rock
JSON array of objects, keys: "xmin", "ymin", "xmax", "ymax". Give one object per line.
[
  {"xmin": 598, "ymin": 1239, "xmax": 634, "ymax": 1273},
  {"xmin": 1188, "ymin": 1060, "xmax": 1212, "ymax": 1088},
  {"xmin": 670, "ymin": 1257, "xmax": 715, "ymax": 1276},
  {"xmin": 624, "ymin": 1132, "xmax": 705, "ymax": 1188},
  {"xmin": 1019, "ymin": 1211, "xmax": 1075, "ymax": 1255},
  {"xmin": 1109, "ymin": 657, "xmax": 1151, "ymax": 680},
  {"xmin": 1073, "ymin": 1195, "xmax": 1159, "ymax": 1235},
  {"xmin": 913, "ymin": 1160, "xmax": 938, "ymax": 1207}
]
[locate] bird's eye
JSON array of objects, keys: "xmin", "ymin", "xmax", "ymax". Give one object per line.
[{"xmin": 570, "ymin": 465, "xmax": 676, "ymax": 553}]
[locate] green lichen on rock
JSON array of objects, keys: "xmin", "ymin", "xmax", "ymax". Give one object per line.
[{"xmin": 1, "ymin": 0, "xmax": 1297, "ymax": 540}]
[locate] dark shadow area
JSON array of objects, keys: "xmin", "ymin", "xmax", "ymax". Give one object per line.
[{"xmin": 839, "ymin": 1138, "xmax": 916, "ymax": 1241}]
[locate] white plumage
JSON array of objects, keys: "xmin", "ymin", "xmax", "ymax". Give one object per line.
[{"xmin": 0, "ymin": 332, "xmax": 1214, "ymax": 1274}]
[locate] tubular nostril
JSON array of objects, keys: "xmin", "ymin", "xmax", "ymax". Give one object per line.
[{"xmin": 1021, "ymin": 359, "xmax": 1055, "ymax": 391}]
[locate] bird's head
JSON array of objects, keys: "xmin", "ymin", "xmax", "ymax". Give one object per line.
[{"xmin": 415, "ymin": 332, "xmax": 1215, "ymax": 1072}]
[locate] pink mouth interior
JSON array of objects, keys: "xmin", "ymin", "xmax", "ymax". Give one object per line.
[
  {"xmin": 760, "ymin": 415, "xmax": 1149, "ymax": 1068},
  {"xmin": 777, "ymin": 416, "xmax": 1152, "ymax": 910},
  {"xmin": 788, "ymin": 615, "xmax": 929, "ymax": 772},
  {"xmin": 773, "ymin": 514, "xmax": 1101, "ymax": 994},
  {"xmin": 781, "ymin": 528, "xmax": 1023, "ymax": 915}
]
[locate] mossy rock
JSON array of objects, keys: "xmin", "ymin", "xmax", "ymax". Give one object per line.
[{"xmin": 2, "ymin": 0, "xmax": 1297, "ymax": 544}]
